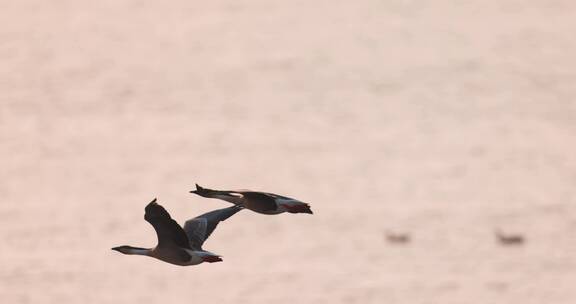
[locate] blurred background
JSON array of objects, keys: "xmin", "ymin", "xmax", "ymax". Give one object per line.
[{"xmin": 1, "ymin": 0, "xmax": 576, "ymax": 303}]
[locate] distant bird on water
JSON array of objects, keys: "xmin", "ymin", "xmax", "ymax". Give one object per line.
[
  {"xmin": 385, "ymin": 231, "xmax": 411, "ymax": 244},
  {"xmin": 495, "ymin": 229, "xmax": 525, "ymax": 246},
  {"xmin": 112, "ymin": 199, "xmax": 242, "ymax": 266},
  {"xmin": 190, "ymin": 183, "xmax": 313, "ymax": 215}
]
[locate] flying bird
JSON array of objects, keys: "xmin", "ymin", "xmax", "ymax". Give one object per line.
[
  {"xmin": 112, "ymin": 198, "xmax": 242, "ymax": 266},
  {"xmin": 190, "ymin": 184, "xmax": 312, "ymax": 215}
]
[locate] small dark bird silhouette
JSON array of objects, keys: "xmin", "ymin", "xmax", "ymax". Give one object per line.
[
  {"xmin": 385, "ymin": 231, "xmax": 411, "ymax": 244},
  {"xmin": 495, "ymin": 229, "xmax": 525, "ymax": 246}
]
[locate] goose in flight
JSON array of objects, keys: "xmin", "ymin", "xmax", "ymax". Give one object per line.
[
  {"xmin": 190, "ymin": 184, "xmax": 312, "ymax": 215},
  {"xmin": 112, "ymin": 199, "xmax": 242, "ymax": 266}
]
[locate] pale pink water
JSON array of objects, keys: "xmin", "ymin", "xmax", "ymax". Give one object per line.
[{"xmin": 1, "ymin": 1, "xmax": 576, "ymax": 303}]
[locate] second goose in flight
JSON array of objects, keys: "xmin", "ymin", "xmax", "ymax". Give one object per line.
[{"xmin": 190, "ymin": 184, "xmax": 313, "ymax": 215}]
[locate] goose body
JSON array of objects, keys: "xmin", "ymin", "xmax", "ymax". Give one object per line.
[
  {"xmin": 190, "ymin": 184, "xmax": 312, "ymax": 215},
  {"xmin": 112, "ymin": 199, "xmax": 241, "ymax": 266}
]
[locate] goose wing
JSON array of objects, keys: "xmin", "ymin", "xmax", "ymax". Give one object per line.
[
  {"xmin": 183, "ymin": 206, "xmax": 242, "ymax": 249},
  {"xmin": 144, "ymin": 199, "xmax": 191, "ymax": 250}
]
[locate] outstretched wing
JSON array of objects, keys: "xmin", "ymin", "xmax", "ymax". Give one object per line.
[
  {"xmin": 144, "ymin": 199, "xmax": 191, "ymax": 250},
  {"xmin": 183, "ymin": 206, "xmax": 242, "ymax": 249}
]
